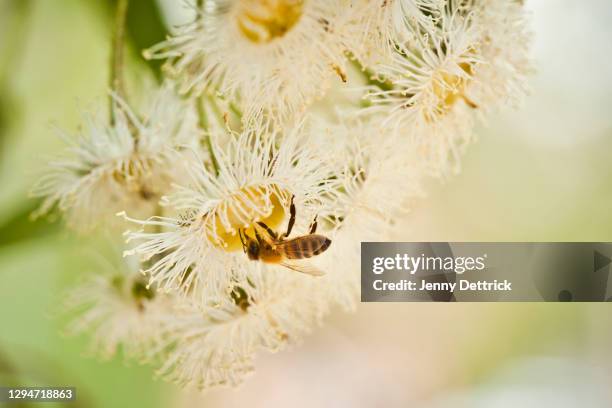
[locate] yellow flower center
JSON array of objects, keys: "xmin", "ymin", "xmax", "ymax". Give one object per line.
[
  {"xmin": 111, "ymin": 157, "xmax": 158, "ymax": 200},
  {"xmin": 236, "ymin": 0, "xmax": 304, "ymax": 43},
  {"xmin": 203, "ymin": 184, "xmax": 288, "ymax": 252},
  {"xmin": 425, "ymin": 62, "xmax": 477, "ymax": 123}
]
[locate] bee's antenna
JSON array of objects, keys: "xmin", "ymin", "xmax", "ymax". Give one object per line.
[
  {"xmin": 256, "ymin": 221, "xmax": 277, "ymax": 239},
  {"xmin": 253, "ymin": 227, "xmax": 264, "ymax": 245},
  {"xmin": 238, "ymin": 229, "xmax": 247, "ymax": 253},
  {"xmin": 285, "ymin": 194, "xmax": 296, "ymax": 237},
  {"xmin": 308, "ymin": 215, "xmax": 318, "ymax": 234}
]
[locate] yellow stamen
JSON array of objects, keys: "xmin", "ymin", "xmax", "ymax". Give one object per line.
[
  {"xmin": 236, "ymin": 0, "xmax": 304, "ymax": 43},
  {"xmin": 427, "ymin": 62, "xmax": 476, "ymax": 122},
  {"xmin": 204, "ymin": 184, "xmax": 288, "ymax": 252},
  {"xmin": 111, "ymin": 157, "xmax": 157, "ymax": 199}
]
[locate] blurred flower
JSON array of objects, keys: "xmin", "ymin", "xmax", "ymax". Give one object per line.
[
  {"xmin": 310, "ymin": 118, "xmax": 426, "ymax": 310},
  {"xmin": 31, "ymin": 85, "xmax": 199, "ymax": 231},
  {"xmin": 360, "ymin": 0, "xmax": 532, "ymax": 175},
  {"xmin": 152, "ymin": 269, "xmax": 328, "ymax": 389},
  {"xmin": 63, "ymin": 257, "xmax": 164, "ymax": 361},
  {"xmin": 146, "ymin": 0, "xmax": 361, "ymax": 122},
  {"xmin": 469, "ymin": 1, "xmax": 532, "ymax": 109},
  {"xmin": 349, "ymin": 0, "xmax": 443, "ymax": 65}
]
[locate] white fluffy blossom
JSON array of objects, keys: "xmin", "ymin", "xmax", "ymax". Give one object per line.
[
  {"xmin": 360, "ymin": 0, "xmax": 532, "ymax": 175},
  {"xmin": 152, "ymin": 268, "xmax": 328, "ymax": 389},
  {"xmin": 122, "ymin": 120, "xmax": 341, "ymax": 303},
  {"xmin": 42, "ymin": 0, "xmax": 532, "ymax": 392},
  {"xmin": 63, "ymin": 257, "xmax": 165, "ymax": 360},
  {"xmin": 31, "ymin": 85, "xmax": 199, "ymax": 231},
  {"xmin": 309, "ymin": 118, "xmax": 426, "ymax": 310},
  {"xmin": 146, "ymin": 0, "xmax": 361, "ymax": 122}
]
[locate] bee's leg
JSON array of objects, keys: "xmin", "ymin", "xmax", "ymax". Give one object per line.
[
  {"xmin": 309, "ymin": 215, "xmax": 318, "ymax": 234},
  {"xmin": 253, "ymin": 227, "xmax": 264, "ymax": 245},
  {"xmin": 283, "ymin": 194, "xmax": 296, "ymax": 239},
  {"xmin": 257, "ymin": 221, "xmax": 277, "ymax": 239},
  {"xmin": 238, "ymin": 229, "xmax": 247, "ymax": 253}
]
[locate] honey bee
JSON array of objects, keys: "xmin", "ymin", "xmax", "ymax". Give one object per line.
[{"xmin": 238, "ymin": 195, "xmax": 331, "ymax": 276}]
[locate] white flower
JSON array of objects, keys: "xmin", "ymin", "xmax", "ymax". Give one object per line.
[
  {"xmin": 31, "ymin": 85, "xmax": 199, "ymax": 231},
  {"xmin": 146, "ymin": 0, "xmax": 361, "ymax": 122},
  {"xmin": 348, "ymin": 0, "xmax": 444, "ymax": 65},
  {"xmin": 42, "ymin": 0, "xmax": 533, "ymax": 391},
  {"xmin": 360, "ymin": 0, "xmax": 531, "ymax": 175},
  {"xmin": 152, "ymin": 268, "xmax": 327, "ymax": 389},
  {"xmin": 309, "ymin": 118, "xmax": 426, "ymax": 310},
  {"xmin": 63, "ymin": 257, "xmax": 164, "ymax": 361},
  {"xmin": 469, "ymin": 1, "xmax": 532, "ymax": 109},
  {"xmin": 122, "ymin": 120, "xmax": 341, "ymax": 303}
]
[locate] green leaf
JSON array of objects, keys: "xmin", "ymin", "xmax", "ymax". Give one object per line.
[
  {"xmin": 0, "ymin": 201, "xmax": 58, "ymax": 248},
  {"xmin": 0, "ymin": 0, "xmax": 32, "ymax": 157},
  {"xmin": 105, "ymin": 0, "xmax": 168, "ymax": 81}
]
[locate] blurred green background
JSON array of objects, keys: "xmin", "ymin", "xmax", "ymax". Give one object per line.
[{"xmin": 1, "ymin": 0, "xmax": 611, "ymax": 407}]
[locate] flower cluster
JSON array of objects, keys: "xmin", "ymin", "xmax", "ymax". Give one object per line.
[{"xmin": 33, "ymin": 0, "xmax": 531, "ymax": 391}]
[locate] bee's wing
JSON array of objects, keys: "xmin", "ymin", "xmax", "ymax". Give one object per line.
[{"xmin": 280, "ymin": 260, "xmax": 325, "ymax": 276}]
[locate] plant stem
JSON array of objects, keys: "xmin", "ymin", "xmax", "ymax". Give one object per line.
[
  {"xmin": 109, "ymin": 0, "xmax": 129, "ymax": 125},
  {"xmin": 207, "ymin": 94, "xmax": 226, "ymax": 127},
  {"xmin": 196, "ymin": 97, "xmax": 220, "ymax": 176}
]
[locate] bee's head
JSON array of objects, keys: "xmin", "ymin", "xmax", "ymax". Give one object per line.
[{"xmin": 247, "ymin": 240, "xmax": 260, "ymax": 260}]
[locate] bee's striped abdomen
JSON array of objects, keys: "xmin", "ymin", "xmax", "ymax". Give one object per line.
[{"xmin": 281, "ymin": 235, "xmax": 331, "ymax": 259}]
